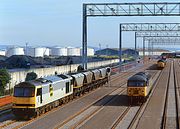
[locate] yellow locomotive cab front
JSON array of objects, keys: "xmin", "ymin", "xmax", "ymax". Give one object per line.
[
  {"xmin": 128, "ymin": 87, "xmax": 147, "ymax": 97},
  {"xmin": 127, "ymin": 72, "xmax": 151, "ymax": 104},
  {"xmin": 13, "ymin": 97, "xmax": 35, "ymax": 108},
  {"xmin": 12, "ymin": 86, "xmax": 36, "ymax": 118},
  {"xmin": 157, "ymin": 60, "xmax": 166, "ymax": 69}
]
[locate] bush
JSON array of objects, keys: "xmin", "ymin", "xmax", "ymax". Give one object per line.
[
  {"xmin": 0, "ymin": 69, "xmax": 11, "ymax": 96},
  {"xmin": 25, "ymin": 72, "xmax": 37, "ymax": 81}
]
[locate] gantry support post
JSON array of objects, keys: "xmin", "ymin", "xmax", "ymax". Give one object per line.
[
  {"xmin": 135, "ymin": 32, "xmax": 137, "ymax": 65},
  {"xmin": 143, "ymin": 37, "xmax": 145, "ymax": 64},
  {"xmin": 119, "ymin": 24, "xmax": 122, "ymax": 72},
  {"xmin": 82, "ymin": 4, "xmax": 88, "ymax": 69},
  {"xmin": 135, "ymin": 32, "xmax": 137, "ymax": 52}
]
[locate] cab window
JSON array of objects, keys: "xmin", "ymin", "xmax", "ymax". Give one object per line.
[
  {"xmin": 66, "ymin": 82, "xmax": 70, "ymax": 93},
  {"xmin": 36, "ymin": 88, "xmax": 42, "ymax": 96},
  {"xmin": 128, "ymin": 81, "xmax": 145, "ymax": 87},
  {"xmin": 14, "ymin": 87, "xmax": 35, "ymax": 97}
]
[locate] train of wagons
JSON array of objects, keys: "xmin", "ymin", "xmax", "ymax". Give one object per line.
[
  {"xmin": 127, "ymin": 72, "xmax": 152, "ymax": 105},
  {"xmin": 12, "ymin": 67, "xmax": 111, "ymax": 119}
]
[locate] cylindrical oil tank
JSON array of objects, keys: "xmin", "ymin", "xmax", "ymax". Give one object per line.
[
  {"xmin": 0, "ymin": 50, "xmax": 6, "ymax": 56},
  {"xmin": 34, "ymin": 47, "xmax": 44, "ymax": 57},
  {"xmin": 43, "ymin": 48, "xmax": 50, "ymax": 56},
  {"xmin": 67, "ymin": 47, "xmax": 81, "ymax": 56},
  {"xmin": 6, "ymin": 47, "xmax": 24, "ymax": 57},
  {"xmin": 26, "ymin": 47, "xmax": 44, "ymax": 57},
  {"xmin": 51, "ymin": 47, "xmax": 68, "ymax": 56},
  {"xmin": 87, "ymin": 48, "xmax": 94, "ymax": 56},
  {"xmin": 80, "ymin": 48, "xmax": 94, "ymax": 56}
]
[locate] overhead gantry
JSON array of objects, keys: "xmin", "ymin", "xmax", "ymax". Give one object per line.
[
  {"xmin": 82, "ymin": 2, "xmax": 180, "ymax": 69},
  {"xmin": 136, "ymin": 32, "xmax": 180, "ymax": 57},
  {"xmin": 119, "ymin": 23, "xmax": 180, "ymax": 69}
]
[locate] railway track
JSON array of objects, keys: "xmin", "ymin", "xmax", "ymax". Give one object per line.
[
  {"xmin": 0, "ymin": 62, "xmax": 153, "ymax": 129},
  {"xmin": 54, "ymin": 68, "xmax": 159, "ymax": 129},
  {"xmin": 171, "ymin": 59, "xmax": 180, "ymax": 128},
  {"xmin": 133, "ymin": 60, "xmax": 179, "ymax": 129},
  {"xmin": 110, "ymin": 70, "xmax": 161, "ymax": 129},
  {"xmin": 161, "ymin": 60, "xmax": 179, "ymax": 129},
  {"xmin": 175, "ymin": 60, "xmax": 180, "ymax": 128},
  {"xmin": 74, "ymin": 70, "xmax": 160, "ymax": 129},
  {"xmin": 63, "ymin": 88, "xmax": 127, "ymax": 129},
  {"xmin": 0, "ymin": 104, "xmax": 12, "ymax": 117},
  {"xmin": 0, "ymin": 65, "xmax": 137, "ymax": 129},
  {"xmin": 53, "ymin": 65, "xmax": 151, "ymax": 129},
  {"xmin": 128, "ymin": 61, "xmax": 170, "ymax": 129}
]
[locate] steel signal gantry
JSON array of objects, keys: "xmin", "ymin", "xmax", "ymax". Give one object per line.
[
  {"xmin": 119, "ymin": 23, "xmax": 180, "ymax": 68},
  {"xmin": 82, "ymin": 2, "xmax": 180, "ymax": 69},
  {"xmin": 85, "ymin": 3, "xmax": 180, "ymax": 16},
  {"xmin": 136, "ymin": 32, "xmax": 180, "ymax": 37},
  {"xmin": 147, "ymin": 37, "xmax": 180, "ymax": 45}
]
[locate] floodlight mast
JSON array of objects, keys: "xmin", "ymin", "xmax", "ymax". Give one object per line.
[{"xmin": 82, "ymin": 2, "xmax": 180, "ymax": 69}]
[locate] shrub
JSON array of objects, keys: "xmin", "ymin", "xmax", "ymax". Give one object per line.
[
  {"xmin": 25, "ymin": 72, "xmax": 37, "ymax": 81},
  {"xmin": 0, "ymin": 69, "xmax": 11, "ymax": 96}
]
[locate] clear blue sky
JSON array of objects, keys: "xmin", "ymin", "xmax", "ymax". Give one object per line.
[{"xmin": 0, "ymin": 0, "xmax": 179, "ymax": 48}]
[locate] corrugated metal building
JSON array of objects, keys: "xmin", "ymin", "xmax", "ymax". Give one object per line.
[{"xmin": 95, "ymin": 48, "xmax": 138, "ymax": 56}]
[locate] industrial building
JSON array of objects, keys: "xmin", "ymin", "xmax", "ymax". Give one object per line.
[
  {"xmin": 138, "ymin": 49, "xmax": 170, "ymax": 56},
  {"xmin": 95, "ymin": 48, "xmax": 138, "ymax": 57},
  {"xmin": 95, "ymin": 48, "xmax": 170, "ymax": 56}
]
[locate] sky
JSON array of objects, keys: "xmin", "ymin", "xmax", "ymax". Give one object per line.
[{"xmin": 0, "ymin": 0, "xmax": 180, "ymax": 49}]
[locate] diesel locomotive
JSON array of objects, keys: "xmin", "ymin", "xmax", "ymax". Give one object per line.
[
  {"xmin": 12, "ymin": 67, "xmax": 111, "ymax": 119},
  {"xmin": 127, "ymin": 72, "xmax": 152, "ymax": 104},
  {"xmin": 157, "ymin": 59, "xmax": 166, "ymax": 69}
]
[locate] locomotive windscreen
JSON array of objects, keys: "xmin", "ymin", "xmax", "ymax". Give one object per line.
[
  {"xmin": 127, "ymin": 81, "xmax": 145, "ymax": 87},
  {"xmin": 14, "ymin": 87, "xmax": 35, "ymax": 97}
]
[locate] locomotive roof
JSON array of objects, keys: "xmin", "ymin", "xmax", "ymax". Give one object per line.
[
  {"xmin": 44, "ymin": 75, "xmax": 65, "ymax": 82},
  {"xmin": 57, "ymin": 74, "xmax": 71, "ymax": 79},
  {"xmin": 15, "ymin": 81, "xmax": 36, "ymax": 87},
  {"xmin": 15, "ymin": 74, "xmax": 72, "ymax": 88},
  {"xmin": 135, "ymin": 72, "xmax": 151, "ymax": 79},
  {"xmin": 128, "ymin": 74, "xmax": 147, "ymax": 82}
]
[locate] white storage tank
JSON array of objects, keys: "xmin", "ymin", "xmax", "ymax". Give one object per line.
[
  {"xmin": 88, "ymin": 48, "xmax": 94, "ymax": 56},
  {"xmin": 80, "ymin": 48, "xmax": 95, "ymax": 56},
  {"xmin": 43, "ymin": 48, "xmax": 50, "ymax": 56},
  {"xmin": 6, "ymin": 47, "xmax": 24, "ymax": 57},
  {"xmin": 51, "ymin": 47, "xmax": 68, "ymax": 56},
  {"xmin": 26, "ymin": 47, "xmax": 44, "ymax": 57},
  {"xmin": 67, "ymin": 47, "xmax": 81, "ymax": 56},
  {"xmin": 0, "ymin": 50, "xmax": 6, "ymax": 56}
]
